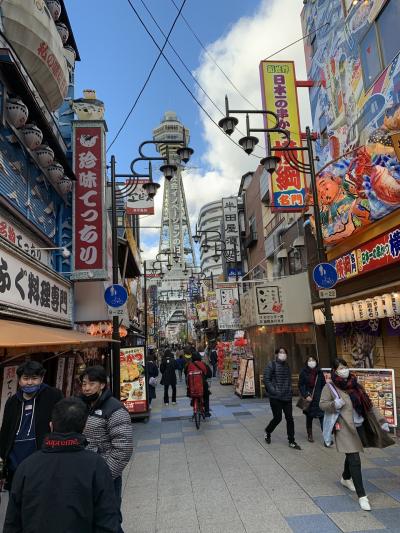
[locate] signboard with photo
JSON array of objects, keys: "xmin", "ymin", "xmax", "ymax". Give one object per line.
[
  {"xmin": 235, "ymin": 358, "xmax": 255, "ymax": 397},
  {"xmin": 216, "ymin": 283, "xmax": 240, "ymax": 330},
  {"xmin": 322, "ymin": 368, "xmax": 397, "ymax": 427},
  {"xmin": 120, "ymin": 347, "xmax": 147, "ymax": 413}
]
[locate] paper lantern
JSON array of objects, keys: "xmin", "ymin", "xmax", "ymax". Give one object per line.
[
  {"xmin": 331, "ymin": 306, "xmax": 340, "ymax": 323},
  {"xmin": 353, "ymin": 301, "xmax": 362, "ymax": 321},
  {"xmin": 392, "ymin": 293, "xmax": 400, "ymax": 315},
  {"xmin": 382, "ymin": 293, "xmax": 394, "ymax": 317},
  {"xmin": 344, "ymin": 303, "xmax": 355, "ymax": 322},
  {"xmin": 365, "ymin": 299, "xmax": 376, "ymax": 320},
  {"xmin": 314, "ymin": 309, "xmax": 325, "ymax": 325}
]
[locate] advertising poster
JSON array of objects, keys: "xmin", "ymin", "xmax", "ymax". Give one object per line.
[
  {"xmin": 196, "ymin": 301, "xmax": 208, "ymax": 322},
  {"xmin": 322, "ymin": 368, "xmax": 397, "ymax": 427},
  {"xmin": 126, "ymin": 179, "xmax": 155, "ymax": 215},
  {"xmin": 216, "ymin": 284, "xmax": 240, "ymax": 330},
  {"xmin": 235, "ymin": 359, "xmax": 255, "ymax": 397},
  {"xmin": 259, "ymin": 61, "xmax": 306, "ymax": 212},
  {"xmin": 207, "ymin": 291, "xmax": 218, "ymax": 320},
  {"xmin": 120, "ymin": 347, "xmax": 147, "ymax": 413}
]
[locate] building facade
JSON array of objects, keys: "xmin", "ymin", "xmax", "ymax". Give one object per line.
[
  {"xmin": 197, "ymin": 200, "xmax": 224, "ymax": 277},
  {"xmin": 302, "ymin": 0, "xmax": 400, "ymax": 380}
]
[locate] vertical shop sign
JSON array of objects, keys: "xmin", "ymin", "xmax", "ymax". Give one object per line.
[
  {"xmin": 0, "ymin": 366, "xmax": 18, "ymax": 423},
  {"xmin": 120, "ymin": 347, "xmax": 147, "ymax": 413},
  {"xmin": 65, "ymin": 357, "xmax": 75, "ymax": 397},
  {"xmin": 73, "ymin": 125, "xmax": 106, "ymax": 278},
  {"xmin": 207, "ymin": 291, "xmax": 218, "ymax": 320},
  {"xmin": 56, "ymin": 357, "xmax": 66, "ymax": 391},
  {"xmin": 216, "ymin": 283, "xmax": 240, "ymax": 330},
  {"xmin": 222, "ymin": 197, "xmax": 241, "ymax": 261},
  {"xmin": 126, "ymin": 179, "xmax": 155, "ymax": 214},
  {"xmin": 260, "ymin": 61, "xmax": 306, "ymax": 211}
]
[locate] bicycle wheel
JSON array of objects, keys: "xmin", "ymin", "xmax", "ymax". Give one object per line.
[{"xmin": 194, "ymin": 398, "xmax": 201, "ymax": 430}]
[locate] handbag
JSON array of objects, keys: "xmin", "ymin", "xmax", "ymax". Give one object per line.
[
  {"xmin": 149, "ymin": 376, "xmax": 157, "ymax": 387},
  {"xmin": 296, "ymin": 374, "xmax": 318, "ymax": 411},
  {"xmin": 322, "ymin": 382, "xmax": 341, "ymax": 446}
]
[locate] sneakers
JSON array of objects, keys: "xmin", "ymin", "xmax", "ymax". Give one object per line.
[
  {"xmin": 172, "ymin": 402, "xmax": 177, "ymax": 405},
  {"xmin": 289, "ymin": 442, "xmax": 302, "ymax": 450},
  {"xmin": 341, "ymin": 477, "xmax": 356, "ymax": 492},
  {"xmin": 205, "ymin": 412, "xmax": 211, "ymax": 418},
  {"xmin": 359, "ymin": 496, "xmax": 371, "ymax": 511},
  {"xmin": 264, "ymin": 432, "xmax": 271, "ymax": 444},
  {"xmin": 164, "ymin": 402, "xmax": 169, "ymax": 406}
]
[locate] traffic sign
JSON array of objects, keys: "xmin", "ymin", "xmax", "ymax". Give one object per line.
[
  {"xmin": 108, "ymin": 307, "xmax": 125, "ymax": 316},
  {"xmin": 228, "ymin": 268, "xmax": 243, "ymax": 278},
  {"xmin": 319, "ymin": 289, "xmax": 336, "ymax": 299},
  {"xmin": 104, "ymin": 284, "xmax": 128, "ymax": 308},
  {"xmin": 313, "ymin": 263, "xmax": 338, "ymax": 289}
]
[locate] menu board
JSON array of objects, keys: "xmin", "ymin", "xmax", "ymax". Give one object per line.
[
  {"xmin": 322, "ymin": 368, "xmax": 397, "ymax": 427},
  {"xmin": 120, "ymin": 347, "xmax": 147, "ymax": 413},
  {"xmin": 235, "ymin": 358, "xmax": 255, "ymax": 397}
]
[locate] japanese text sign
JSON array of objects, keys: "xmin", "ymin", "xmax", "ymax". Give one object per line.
[
  {"xmin": 260, "ymin": 61, "xmax": 306, "ymax": 212},
  {"xmin": 126, "ymin": 179, "xmax": 155, "ymax": 215},
  {"xmin": 0, "ymin": 366, "xmax": 18, "ymax": 424},
  {"xmin": 73, "ymin": 125, "xmax": 105, "ymax": 276},
  {"xmin": 332, "ymin": 225, "xmax": 400, "ymax": 283},
  {"xmin": 216, "ymin": 283, "xmax": 240, "ymax": 330},
  {"xmin": 0, "ymin": 245, "xmax": 72, "ymax": 325},
  {"xmin": 222, "ymin": 197, "xmax": 241, "ymax": 261}
]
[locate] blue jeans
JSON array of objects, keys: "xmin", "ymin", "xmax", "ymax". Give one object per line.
[{"xmin": 114, "ymin": 476, "xmax": 124, "ymax": 533}]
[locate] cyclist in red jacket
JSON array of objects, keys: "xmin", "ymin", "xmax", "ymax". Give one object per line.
[{"xmin": 185, "ymin": 353, "xmax": 212, "ymax": 417}]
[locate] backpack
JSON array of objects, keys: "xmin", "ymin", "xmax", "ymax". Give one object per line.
[{"xmin": 187, "ymin": 363, "xmax": 205, "ymax": 398}]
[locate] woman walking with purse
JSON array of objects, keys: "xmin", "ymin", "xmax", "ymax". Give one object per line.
[
  {"xmin": 298, "ymin": 357, "xmax": 325, "ymax": 442},
  {"xmin": 320, "ymin": 358, "xmax": 394, "ymax": 511}
]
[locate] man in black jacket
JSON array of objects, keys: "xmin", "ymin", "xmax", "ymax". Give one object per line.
[
  {"xmin": 0, "ymin": 361, "xmax": 63, "ymax": 489},
  {"xmin": 4, "ymin": 397, "xmax": 119, "ymax": 533},
  {"xmin": 263, "ymin": 347, "xmax": 301, "ymax": 450}
]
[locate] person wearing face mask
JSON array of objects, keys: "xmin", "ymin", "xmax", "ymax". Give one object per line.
[
  {"xmin": 298, "ymin": 357, "xmax": 326, "ymax": 442},
  {"xmin": 320, "ymin": 358, "xmax": 394, "ymax": 511},
  {"xmin": 0, "ymin": 360, "xmax": 63, "ymax": 491},
  {"xmin": 263, "ymin": 347, "xmax": 301, "ymax": 450},
  {"xmin": 80, "ymin": 365, "xmax": 134, "ymax": 533}
]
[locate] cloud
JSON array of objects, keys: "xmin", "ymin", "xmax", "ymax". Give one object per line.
[{"xmin": 140, "ymin": 0, "xmax": 310, "ymax": 259}]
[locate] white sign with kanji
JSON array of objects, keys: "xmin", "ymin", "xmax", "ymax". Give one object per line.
[
  {"xmin": 126, "ymin": 179, "xmax": 155, "ymax": 215},
  {"xmin": 0, "ymin": 244, "xmax": 72, "ymax": 326},
  {"xmin": 222, "ymin": 197, "xmax": 241, "ymax": 262},
  {"xmin": 0, "ymin": 366, "xmax": 18, "ymax": 424}
]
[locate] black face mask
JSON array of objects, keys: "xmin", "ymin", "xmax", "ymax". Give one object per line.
[{"xmin": 81, "ymin": 392, "xmax": 100, "ymax": 404}]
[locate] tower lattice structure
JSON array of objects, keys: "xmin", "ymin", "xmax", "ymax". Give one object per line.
[{"xmin": 153, "ymin": 111, "xmax": 196, "ymax": 270}]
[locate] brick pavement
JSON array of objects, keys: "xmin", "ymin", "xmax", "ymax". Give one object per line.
[{"xmin": 0, "ymin": 378, "xmax": 399, "ymax": 532}]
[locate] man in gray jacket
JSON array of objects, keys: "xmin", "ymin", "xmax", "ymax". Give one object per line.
[
  {"xmin": 80, "ymin": 366, "xmax": 133, "ymax": 533},
  {"xmin": 264, "ymin": 347, "xmax": 301, "ymax": 450}
]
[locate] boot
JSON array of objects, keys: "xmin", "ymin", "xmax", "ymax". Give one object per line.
[{"xmin": 307, "ymin": 429, "xmax": 314, "ymax": 443}]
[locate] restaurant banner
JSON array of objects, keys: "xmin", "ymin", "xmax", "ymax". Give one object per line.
[
  {"xmin": 73, "ymin": 123, "xmax": 107, "ymax": 280},
  {"xmin": 207, "ymin": 291, "xmax": 218, "ymax": 321},
  {"xmin": 332, "ymin": 224, "xmax": 400, "ymax": 283},
  {"xmin": 260, "ymin": 61, "xmax": 306, "ymax": 212},
  {"xmin": 322, "ymin": 368, "xmax": 397, "ymax": 427},
  {"xmin": 120, "ymin": 347, "xmax": 147, "ymax": 413},
  {"xmin": 126, "ymin": 179, "xmax": 155, "ymax": 215},
  {"xmin": 196, "ymin": 301, "xmax": 208, "ymax": 322},
  {"xmin": 216, "ymin": 283, "xmax": 240, "ymax": 330}
]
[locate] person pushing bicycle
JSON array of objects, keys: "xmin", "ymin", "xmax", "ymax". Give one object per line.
[{"xmin": 185, "ymin": 353, "xmax": 212, "ymax": 417}]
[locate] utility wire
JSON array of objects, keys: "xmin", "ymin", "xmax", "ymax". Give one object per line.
[
  {"xmin": 138, "ymin": 0, "xmax": 266, "ymax": 156},
  {"xmin": 263, "ymin": 22, "xmax": 329, "ymax": 61},
  {"xmin": 125, "ymin": 0, "xmax": 262, "ymax": 159},
  {"xmin": 107, "ymin": 0, "xmax": 187, "ymax": 152}
]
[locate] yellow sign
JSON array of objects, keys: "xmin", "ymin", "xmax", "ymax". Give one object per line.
[{"xmin": 259, "ymin": 60, "xmax": 306, "ymax": 212}]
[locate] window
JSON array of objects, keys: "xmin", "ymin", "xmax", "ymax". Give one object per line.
[
  {"xmin": 288, "ymin": 249, "xmax": 303, "ymax": 275},
  {"xmin": 360, "ymin": 0, "xmax": 400, "ymax": 88}
]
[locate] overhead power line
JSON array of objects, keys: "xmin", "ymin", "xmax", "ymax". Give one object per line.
[
  {"xmin": 125, "ymin": 0, "xmax": 262, "ymax": 159},
  {"xmin": 107, "ymin": 0, "xmax": 187, "ymax": 152}
]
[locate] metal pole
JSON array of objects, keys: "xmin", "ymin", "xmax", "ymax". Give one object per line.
[
  {"xmin": 306, "ymin": 127, "xmax": 337, "ymax": 364},
  {"xmin": 143, "ymin": 260, "xmax": 150, "ymax": 412},
  {"xmin": 111, "ymin": 155, "xmax": 121, "ymax": 398}
]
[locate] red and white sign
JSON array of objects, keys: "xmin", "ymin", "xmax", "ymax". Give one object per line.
[
  {"xmin": 73, "ymin": 126, "xmax": 105, "ymax": 274},
  {"xmin": 120, "ymin": 347, "xmax": 147, "ymax": 413},
  {"xmin": 126, "ymin": 179, "xmax": 155, "ymax": 215}
]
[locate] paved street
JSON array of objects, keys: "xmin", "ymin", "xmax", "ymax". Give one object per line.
[{"xmin": 121, "ymin": 379, "xmax": 400, "ymax": 533}]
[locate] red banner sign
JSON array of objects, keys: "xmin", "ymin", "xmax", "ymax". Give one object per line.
[
  {"xmin": 333, "ymin": 225, "xmax": 400, "ymax": 282},
  {"xmin": 73, "ymin": 126, "xmax": 104, "ymax": 272}
]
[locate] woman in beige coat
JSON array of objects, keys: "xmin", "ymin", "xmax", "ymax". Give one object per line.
[{"xmin": 320, "ymin": 358, "xmax": 394, "ymax": 511}]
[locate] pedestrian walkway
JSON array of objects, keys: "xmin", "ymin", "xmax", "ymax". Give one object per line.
[{"xmin": 121, "ymin": 379, "xmax": 400, "ymax": 533}]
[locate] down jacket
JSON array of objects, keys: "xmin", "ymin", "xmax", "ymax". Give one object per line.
[
  {"xmin": 82, "ymin": 389, "xmax": 133, "ymax": 479},
  {"xmin": 264, "ymin": 359, "xmax": 292, "ymax": 401}
]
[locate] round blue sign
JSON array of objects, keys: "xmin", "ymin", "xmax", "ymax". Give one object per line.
[
  {"xmin": 312, "ymin": 263, "xmax": 338, "ymax": 289},
  {"xmin": 104, "ymin": 284, "xmax": 128, "ymax": 308}
]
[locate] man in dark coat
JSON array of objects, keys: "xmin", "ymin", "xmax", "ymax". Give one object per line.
[
  {"xmin": 264, "ymin": 347, "xmax": 301, "ymax": 450},
  {"xmin": 0, "ymin": 360, "xmax": 63, "ymax": 490},
  {"xmin": 4, "ymin": 397, "xmax": 119, "ymax": 533},
  {"xmin": 209, "ymin": 346, "xmax": 218, "ymax": 378},
  {"xmin": 160, "ymin": 349, "xmax": 177, "ymax": 405}
]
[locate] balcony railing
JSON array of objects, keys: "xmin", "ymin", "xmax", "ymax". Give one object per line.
[{"xmin": 265, "ymin": 213, "xmax": 284, "ymax": 237}]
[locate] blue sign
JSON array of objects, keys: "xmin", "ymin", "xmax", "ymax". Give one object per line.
[
  {"xmin": 104, "ymin": 284, "xmax": 128, "ymax": 308},
  {"xmin": 312, "ymin": 263, "xmax": 338, "ymax": 289},
  {"xmin": 228, "ymin": 268, "xmax": 243, "ymax": 278}
]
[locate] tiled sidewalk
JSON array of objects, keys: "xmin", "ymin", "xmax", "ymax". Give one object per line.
[{"xmin": 121, "ymin": 378, "xmax": 400, "ymax": 533}]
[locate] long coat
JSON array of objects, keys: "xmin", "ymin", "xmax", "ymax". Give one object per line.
[
  {"xmin": 160, "ymin": 357, "xmax": 177, "ymax": 386},
  {"xmin": 320, "ymin": 383, "xmax": 394, "ymax": 454},
  {"xmin": 298, "ymin": 367, "xmax": 325, "ymax": 419}
]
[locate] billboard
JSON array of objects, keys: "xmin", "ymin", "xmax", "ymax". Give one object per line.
[
  {"xmin": 260, "ymin": 60, "xmax": 306, "ymax": 212},
  {"xmin": 126, "ymin": 179, "xmax": 155, "ymax": 215},
  {"xmin": 216, "ymin": 283, "xmax": 240, "ymax": 330},
  {"xmin": 120, "ymin": 347, "xmax": 147, "ymax": 413}
]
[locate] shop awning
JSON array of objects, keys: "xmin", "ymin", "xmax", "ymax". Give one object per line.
[{"xmin": 0, "ymin": 319, "xmax": 118, "ymax": 350}]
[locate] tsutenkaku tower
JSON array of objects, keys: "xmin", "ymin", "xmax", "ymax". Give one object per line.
[{"xmin": 153, "ymin": 112, "xmax": 196, "ymax": 269}]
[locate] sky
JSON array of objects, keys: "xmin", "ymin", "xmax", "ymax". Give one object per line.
[{"xmin": 67, "ymin": 0, "xmax": 310, "ymax": 260}]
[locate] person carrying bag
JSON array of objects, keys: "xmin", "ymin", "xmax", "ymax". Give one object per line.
[{"xmin": 297, "ymin": 357, "xmax": 326, "ymax": 442}]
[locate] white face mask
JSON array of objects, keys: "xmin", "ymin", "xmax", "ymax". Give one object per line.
[
  {"xmin": 308, "ymin": 361, "xmax": 317, "ymax": 369},
  {"xmin": 336, "ymin": 368, "xmax": 350, "ymax": 379},
  {"xmin": 277, "ymin": 352, "xmax": 287, "ymax": 361}
]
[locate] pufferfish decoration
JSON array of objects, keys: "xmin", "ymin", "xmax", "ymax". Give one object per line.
[{"xmin": 71, "ymin": 89, "xmax": 105, "ymax": 121}]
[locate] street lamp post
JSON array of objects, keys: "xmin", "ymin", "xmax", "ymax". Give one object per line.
[{"xmin": 219, "ymin": 97, "xmax": 337, "ymax": 363}]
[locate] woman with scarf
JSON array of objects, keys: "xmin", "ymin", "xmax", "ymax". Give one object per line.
[
  {"xmin": 320, "ymin": 358, "xmax": 394, "ymax": 511},
  {"xmin": 298, "ymin": 356, "xmax": 325, "ymax": 442}
]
